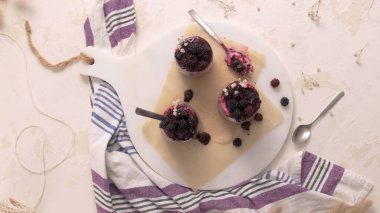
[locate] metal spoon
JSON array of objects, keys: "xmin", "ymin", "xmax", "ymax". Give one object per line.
[
  {"xmin": 188, "ymin": 9, "xmax": 254, "ymax": 75},
  {"xmin": 188, "ymin": 9, "xmax": 228, "ymax": 52},
  {"xmin": 292, "ymin": 91, "xmax": 345, "ymax": 144},
  {"xmin": 135, "ymin": 107, "xmax": 164, "ymax": 121}
]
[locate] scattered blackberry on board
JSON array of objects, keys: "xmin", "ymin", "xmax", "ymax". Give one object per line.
[
  {"xmin": 241, "ymin": 121, "xmax": 251, "ymax": 131},
  {"xmin": 233, "ymin": 138, "xmax": 242, "ymax": 147},
  {"xmin": 184, "ymin": 89, "xmax": 193, "ymax": 102},
  {"xmin": 281, "ymin": 97, "xmax": 289, "ymax": 106},
  {"xmin": 270, "ymin": 78, "xmax": 280, "ymax": 88},
  {"xmin": 196, "ymin": 132, "xmax": 211, "ymax": 145},
  {"xmin": 253, "ymin": 113, "xmax": 263, "ymax": 121}
]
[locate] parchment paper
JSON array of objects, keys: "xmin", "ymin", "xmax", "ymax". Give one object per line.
[{"xmin": 142, "ymin": 24, "xmax": 283, "ymax": 189}]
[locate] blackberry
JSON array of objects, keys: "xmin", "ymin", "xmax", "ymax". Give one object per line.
[
  {"xmin": 270, "ymin": 78, "xmax": 280, "ymax": 88},
  {"xmin": 159, "ymin": 120, "xmax": 168, "ymax": 129},
  {"xmin": 186, "ymin": 44, "xmax": 196, "ymax": 54},
  {"xmin": 202, "ymin": 53, "xmax": 211, "ymax": 61},
  {"xmin": 242, "ymin": 88, "xmax": 254, "ymax": 99},
  {"xmin": 175, "ymin": 52, "xmax": 182, "ymax": 60},
  {"xmin": 236, "ymin": 63, "xmax": 244, "ymax": 73},
  {"xmin": 187, "ymin": 116, "xmax": 196, "ymax": 125},
  {"xmin": 233, "ymin": 109, "xmax": 241, "ymax": 120},
  {"xmin": 196, "ymin": 132, "xmax": 211, "ymax": 145},
  {"xmin": 227, "ymin": 99, "xmax": 239, "ymax": 111},
  {"xmin": 230, "ymin": 56, "xmax": 244, "ymax": 73},
  {"xmin": 186, "ymin": 58, "xmax": 198, "ymax": 70},
  {"xmin": 198, "ymin": 48, "xmax": 210, "ymax": 60},
  {"xmin": 184, "ymin": 89, "xmax": 193, "ymax": 102},
  {"xmin": 241, "ymin": 121, "xmax": 251, "ymax": 131},
  {"xmin": 233, "ymin": 138, "xmax": 242, "ymax": 147},
  {"xmin": 178, "ymin": 119, "xmax": 188, "ymax": 129},
  {"xmin": 281, "ymin": 97, "xmax": 289, "ymax": 106},
  {"xmin": 239, "ymin": 99, "xmax": 248, "ymax": 108},
  {"xmin": 232, "ymin": 58, "xmax": 240, "ymax": 67},
  {"xmin": 197, "ymin": 61, "xmax": 208, "ymax": 70},
  {"xmin": 166, "ymin": 123, "xmax": 176, "ymax": 131},
  {"xmin": 253, "ymin": 113, "xmax": 263, "ymax": 121},
  {"xmin": 243, "ymin": 105, "xmax": 255, "ymax": 118}
]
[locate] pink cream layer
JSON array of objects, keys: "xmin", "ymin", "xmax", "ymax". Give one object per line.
[{"xmin": 219, "ymin": 95, "xmax": 232, "ymax": 116}]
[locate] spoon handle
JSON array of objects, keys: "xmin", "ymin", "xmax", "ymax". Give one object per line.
[
  {"xmin": 188, "ymin": 9, "xmax": 224, "ymax": 47},
  {"xmin": 311, "ymin": 91, "xmax": 345, "ymax": 125},
  {"xmin": 135, "ymin": 107, "xmax": 164, "ymax": 121}
]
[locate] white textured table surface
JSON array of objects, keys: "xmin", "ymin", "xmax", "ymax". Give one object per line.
[{"xmin": 0, "ymin": 0, "xmax": 379, "ymax": 212}]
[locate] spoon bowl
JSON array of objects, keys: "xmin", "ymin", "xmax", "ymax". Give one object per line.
[{"xmin": 292, "ymin": 124, "xmax": 312, "ymax": 144}]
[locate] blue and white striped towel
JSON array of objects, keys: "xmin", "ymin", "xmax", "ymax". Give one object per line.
[{"xmin": 84, "ymin": 1, "xmax": 373, "ymax": 212}]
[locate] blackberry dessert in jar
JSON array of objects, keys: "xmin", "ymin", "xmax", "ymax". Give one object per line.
[
  {"xmin": 159, "ymin": 99, "xmax": 199, "ymax": 142},
  {"xmin": 218, "ymin": 79, "xmax": 261, "ymax": 123},
  {"xmin": 174, "ymin": 36, "xmax": 213, "ymax": 77}
]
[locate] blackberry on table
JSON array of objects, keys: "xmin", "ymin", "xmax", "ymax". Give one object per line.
[
  {"xmin": 271, "ymin": 78, "xmax": 280, "ymax": 88},
  {"xmin": 281, "ymin": 97, "xmax": 289, "ymax": 106}
]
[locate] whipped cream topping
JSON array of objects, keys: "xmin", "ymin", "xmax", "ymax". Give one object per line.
[
  {"xmin": 172, "ymin": 98, "xmax": 181, "ymax": 116},
  {"xmin": 224, "ymin": 46, "xmax": 254, "ymax": 76}
]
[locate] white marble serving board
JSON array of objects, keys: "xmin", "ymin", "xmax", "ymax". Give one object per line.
[{"xmin": 80, "ymin": 21, "xmax": 294, "ymax": 190}]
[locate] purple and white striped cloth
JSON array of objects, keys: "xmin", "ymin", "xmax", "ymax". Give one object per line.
[{"xmin": 83, "ymin": 1, "xmax": 373, "ymax": 212}]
